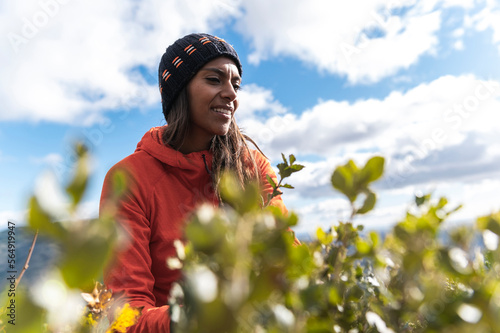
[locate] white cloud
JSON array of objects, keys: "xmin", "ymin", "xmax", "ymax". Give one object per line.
[
  {"xmin": 235, "ymin": 83, "xmax": 287, "ymax": 122},
  {"xmin": 243, "ymin": 75, "xmax": 500, "ymax": 200},
  {"xmin": 236, "ymin": 0, "xmax": 456, "ymax": 84},
  {"xmin": 453, "ymin": 40, "xmax": 464, "ymax": 50},
  {"xmin": 245, "ymin": 74, "xmax": 500, "ymax": 230},
  {"xmin": 0, "ymin": 210, "xmax": 27, "ymax": 227},
  {"xmin": 457, "ymin": 179, "xmax": 500, "ymax": 219},
  {"xmin": 0, "ymin": 0, "xmax": 241, "ymax": 125},
  {"xmin": 74, "ymin": 200, "xmax": 100, "ymax": 221},
  {"xmin": 293, "ymin": 198, "xmax": 351, "ymax": 234},
  {"xmin": 471, "ymin": 1, "xmax": 500, "ymax": 53},
  {"xmin": 452, "ymin": 28, "xmax": 465, "ymax": 38},
  {"xmin": 0, "ymin": 0, "xmax": 491, "ymax": 126},
  {"xmin": 30, "ymin": 153, "xmax": 64, "ymax": 166},
  {"xmin": 441, "ymin": 0, "xmax": 476, "ymax": 8}
]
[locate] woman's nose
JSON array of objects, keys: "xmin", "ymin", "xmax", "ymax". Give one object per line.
[{"xmin": 221, "ymin": 82, "xmax": 237, "ymax": 101}]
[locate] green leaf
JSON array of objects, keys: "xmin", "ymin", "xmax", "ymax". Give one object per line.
[
  {"xmin": 266, "ymin": 174, "xmax": 277, "ymax": 189},
  {"xmin": 331, "ymin": 165, "xmax": 356, "ymax": 202},
  {"xmin": 186, "ymin": 219, "xmax": 224, "ymax": 253},
  {"xmin": 359, "ymin": 156, "xmax": 385, "ymax": 185},
  {"xmin": 28, "ymin": 196, "xmax": 66, "ymax": 239},
  {"xmin": 289, "ymin": 154, "xmax": 296, "ymax": 165},
  {"xmin": 289, "ymin": 164, "xmax": 305, "ymax": 171},
  {"xmin": 1, "ymin": 290, "xmax": 45, "ymax": 332},
  {"xmin": 437, "ymin": 197, "xmax": 448, "ymax": 209},
  {"xmin": 356, "ymin": 239, "xmax": 371, "ymax": 254},
  {"xmin": 279, "ymin": 167, "xmax": 293, "ymax": 179},
  {"xmin": 415, "ymin": 192, "xmax": 431, "ymax": 206},
  {"xmin": 477, "ymin": 212, "xmax": 500, "ymax": 235},
  {"xmin": 281, "ymin": 153, "xmax": 288, "ymax": 166},
  {"xmin": 60, "ymin": 235, "xmax": 112, "ymax": 289},
  {"xmin": 282, "ymin": 184, "xmax": 294, "ymax": 189},
  {"xmin": 369, "ymin": 231, "xmax": 379, "ymax": 248},
  {"xmin": 277, "ymin": 162, "xmax": 293, "ymax": 179},
  {"xmin": 112, "ymin": 169, "xmax": 128, "ymax": 198},
  {"xmin": 220, "ymin": 172, "xmax": 260, "ymax": 214},
  {"xmin": 316, "ymin": 227, "xmax": 333, "ymax": 245},
  {"xmin": 328, "ymin": 287, "xmax": 341, "ymax": 304},
  {"xmin": 66, "ymin": 143, "xmax": 90, "ymax": 206},
  {"xmin": 331, "ymin": 169, "xmax": 347, "ymax": 193},
  {"xmin": 287, "ymin": 211, "xmax": 299, "ymax": 227},
  {"xmin": 356, "ymin": 191, "xmax": 376, "ymax": 215}
]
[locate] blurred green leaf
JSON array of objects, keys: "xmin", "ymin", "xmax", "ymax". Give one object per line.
[
  {"xmin": 220, "ymin": 172, "xmax": 260, "ymax": 214},
  {"xmin": 477, "ymin": 212, "xmax": 500, "ymax": 235},
  {"xmin": 317, "ymin": 227, "xmax": 333, "ymax": 245},
  {"xmin": 112, "ymin": 169, "xmax": 129, "ymax": 198},
  {"xmin": 28, "ymin": 196, "xmax": 66, "ymax": 239},
  {"xmin": 356, "ymin": 191, "xmax": 376, "ymax": 215},
  {"xmin": 60, "ymin": 234, "xmax": 112, "ymax": 290},
  {"xmin": 415, "ymin": 192, "xmax": 431, "ymax": 206},
  {"xmin": 355, "ymin": 239, "xmax": 371, "ymax": 255},
  {"xmin": 1, "ymin": 289, "xmax": 45, "ymax": 333},
  {"xmin": 66, "ymin": 143, "xmax": 90, "ymax": 207},
  {"xmin": 331, "ymin": 165, "xmax": 354, "ymax": 202},
  {"xmin": 359, "ymin": 156, "xmax": 385, "ymax": 184},
  {"xmin": 369, "ymin": 232, "xmax": 379, "ymax": 248}
]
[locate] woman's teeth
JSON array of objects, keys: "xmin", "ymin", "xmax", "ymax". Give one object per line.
[{"xmin": 212, "ymin": 108, "xmax": 231, "ymax": 115}]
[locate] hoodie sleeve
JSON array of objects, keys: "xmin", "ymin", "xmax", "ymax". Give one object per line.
[{"xmin": 100, "ymin": 165, "xmax": 171, "ymax": 332}]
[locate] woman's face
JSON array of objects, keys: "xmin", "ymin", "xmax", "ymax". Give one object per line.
[{"xmin": 186, "ymin": 57, "xmax": 241, "ymax": 145}]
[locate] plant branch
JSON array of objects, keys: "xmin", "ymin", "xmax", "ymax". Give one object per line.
[{"xmin": 15, "ymin": 229, "xmax": 39, "ymax": 289}]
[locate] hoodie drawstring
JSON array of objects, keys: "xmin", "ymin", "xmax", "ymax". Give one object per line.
[{"xmin": 201, "ymin": 154, "xmax": 212, "ymax": 176}]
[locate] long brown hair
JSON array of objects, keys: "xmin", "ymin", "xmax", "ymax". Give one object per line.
[{"xmin": 162, "ymin": 88, "xmax": 264, "ymax": 197}]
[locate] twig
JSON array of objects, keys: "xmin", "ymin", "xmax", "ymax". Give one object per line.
[{"xmin": 15, "ymin": 229, "xmax": 39, "ymax": 289}]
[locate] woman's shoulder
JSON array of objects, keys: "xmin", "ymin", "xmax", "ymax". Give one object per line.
[
  {"xmin": 104, "ymin": 150, "xmax": 166, "ymax": 185},
  {"xmin": 246, "ymin": 146, "xmax": 265, "ymax": 160},
  {"xmin": 247, "ymin": 148, "xmax": 270, "ymax": 167}
]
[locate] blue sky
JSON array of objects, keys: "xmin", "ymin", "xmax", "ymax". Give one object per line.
[{"xmin": 1, "ymin": 0, "xmax": 500, "ymax": 235}]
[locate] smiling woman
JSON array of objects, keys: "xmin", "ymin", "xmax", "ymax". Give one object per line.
[
  {"xmin": 99, "ymin": 33, "xmax": 292, "ymax": 332},
  {"xmin": 186, "ymin": 58, "xmax": 241, "ymax": 146}
]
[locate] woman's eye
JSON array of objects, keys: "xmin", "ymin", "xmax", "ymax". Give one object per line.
[
  {"xmin": 206, "ymin": 77, "xmax": 220, "ymax": 83},
  {"xmin": 233, "ymin": 84, "xmax": 241, "ymax": 91}
]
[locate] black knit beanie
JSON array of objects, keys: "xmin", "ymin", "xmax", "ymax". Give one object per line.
[{"xmin": 158, "ymin": 33, "xmax": 242, "ymax": 120}]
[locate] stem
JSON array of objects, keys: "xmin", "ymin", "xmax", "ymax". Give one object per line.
[
  {"xmin": 265, "ymin": 177, "xmax": 284, "ymax": 207},
  {"xmin": 15, "ymin": 229, "xmax": 39, "ymax": 289},
  {"xmin": 349, "ymin": 202, "xmax": 356, "ymax": 221},
  {"xmin": 332, "ymin": 244, "xmax": 347, "ymax": 280}
]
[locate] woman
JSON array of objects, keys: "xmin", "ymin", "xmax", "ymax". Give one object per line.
[{"xmin": 100, "ymin": 33, "xmax": 290, "ymax": 331}]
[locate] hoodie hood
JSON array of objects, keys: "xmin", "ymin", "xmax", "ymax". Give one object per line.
[{"xmin": 135, "ymin": 126, "xmax": 213, "ymax": 172}]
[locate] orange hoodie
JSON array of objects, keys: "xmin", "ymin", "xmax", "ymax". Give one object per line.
[{"xmin": 100, "ymin": 126, "xmax": 287, "ymax": 332}]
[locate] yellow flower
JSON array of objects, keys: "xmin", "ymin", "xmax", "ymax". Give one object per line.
[
  {"xmin": 106, "ymin": 303, "xmax": 142, "ymax": 333},
  {"xmin": 85, "ymin": 312, "xmax": 97, "ymax": 327}
]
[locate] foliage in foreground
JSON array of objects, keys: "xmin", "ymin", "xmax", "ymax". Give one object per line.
[
  {"xmin": 170, "ymin": 155, "xmax": 500, "ymax": 332},
  {"xmin": 1, "ymin": 148, "xmax": 499, "ymax": 332},
  {"xmin": 0, "ymin": 144, "xmax": 139, "ymax": 333}
]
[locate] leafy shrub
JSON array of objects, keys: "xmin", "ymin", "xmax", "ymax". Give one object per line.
[
  {"xmin": 2, "ymin": 149, "xmax": 500, "ymax": 333},
  {"xmin": 170, "ymin": 155, "xmax": 500, "ymax": 333},
  {"xmin": 1, "ymin": 144, "xmax": 139, "ymax": 333}
]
